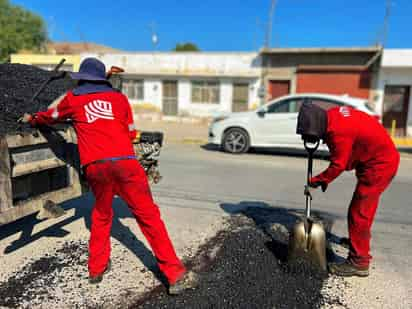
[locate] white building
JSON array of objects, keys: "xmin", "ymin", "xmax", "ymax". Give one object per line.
[
  {"xmin": 81, "ymin": 52, "xmax": 261, "ymax": 117},
  {"xmin": 376, "ymin": 49, "xmax": 412, "ymax": 136}
]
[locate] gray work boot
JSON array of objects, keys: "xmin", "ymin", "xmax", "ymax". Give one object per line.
[
  {"xmin": 89, "ymin": 260, "xmax": 112, "ymax": 284},
  {"xmin": 328, "ymin": 260, "xmax": 369, "ymax": 277},
  {"xmin": 168, "ymin": 271, "xmax": 199, "ymax": 295}
]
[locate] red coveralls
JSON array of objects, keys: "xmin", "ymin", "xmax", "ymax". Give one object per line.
[
  {"xmin": 31, "ymin": 91, "xmax": 186, "ymax": 282},
  {"xmin": 311, "ymin": 106, "xmax": 399, "ymax": 267}
]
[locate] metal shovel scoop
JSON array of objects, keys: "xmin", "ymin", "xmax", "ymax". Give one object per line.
[{"xmin": 288, "ymin": 140, "xmax": 327, "ymax": 271}]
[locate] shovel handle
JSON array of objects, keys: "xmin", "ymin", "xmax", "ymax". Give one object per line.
[
  {"xmin": 304, "ymin": 140, "xmax": 319, "ymax": 218},
  {"xmin": 30, "ymin": 58, "xmax": 66, "ymax": 106}
]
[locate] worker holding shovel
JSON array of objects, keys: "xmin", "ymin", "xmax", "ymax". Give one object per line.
[
  {"xmin": 297, "ymin": 102, "xmax": 400, "ymax": 277},
  {"xmin": 18, "ymin": 57, "xmax": 197, "ymax": 295}
]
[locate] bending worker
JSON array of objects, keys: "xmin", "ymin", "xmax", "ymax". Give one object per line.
[
  {"xmin": 297, "ymin": 101, "xmax": 400, "ymax": 277},
  {"xmin": 19, "ymin": 58, "xmax": 197, "ymax": 295}
]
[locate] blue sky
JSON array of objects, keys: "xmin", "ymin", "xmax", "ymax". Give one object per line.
[{"xmin": 11, "ymin": 0, "xmax": 412, "ymax": 51}]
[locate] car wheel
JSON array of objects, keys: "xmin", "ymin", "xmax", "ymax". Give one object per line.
[{"xmin": 222, "ymin": 128, "xmax": 250, "ymax": 154}]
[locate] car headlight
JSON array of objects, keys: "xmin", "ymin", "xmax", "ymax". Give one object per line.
[{"xmin": 212, "ymin": 116, "xmax": 228, "ymax": 124}]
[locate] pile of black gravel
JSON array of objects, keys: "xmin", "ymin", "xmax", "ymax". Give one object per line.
[
  {"xmin": 134, "ymin": 213, "xmax": 344, "ymax": 309},
  {"xmin": 0, "ymin": 240, "xmax": 88, "ymax": 308},
  {"xmin": 0, "ymin": 63, "xmax": 75, "ymax": 136}
]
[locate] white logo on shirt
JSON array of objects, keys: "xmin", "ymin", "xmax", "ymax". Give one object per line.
[
  {"xmin": 84, "ymin": 100, "xmax": 114, "ymax": 123},
  {"xmin": 339, "ymin": 106, "xmax": 351, "ymax": 117}
]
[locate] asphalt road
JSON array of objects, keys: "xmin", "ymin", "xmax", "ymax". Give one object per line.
[
  {"xmin": 0, "ymin": 143, "xmax": 411, "ymax": 308},
  {"xmin": 153, "ymin": 144, "xmax": 412, "ymax": 308}
]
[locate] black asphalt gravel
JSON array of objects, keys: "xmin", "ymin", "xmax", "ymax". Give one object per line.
[
  {"xmin": 0, "ymin": 63, "xmax": 75, "ymax": 136},
  {"xmin": 0, "ymin": 208, "xmax": 347, "ymax": 308},
  {"xmin": 0, "ymin": 240, "xmax": 88, "ymax": 308},
  {"xmin": 134, "ymin": 210, "xmax": 346, "ymax": 309}
]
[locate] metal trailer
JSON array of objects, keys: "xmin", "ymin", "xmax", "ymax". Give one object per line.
[{"xmin": 0, "ymin": 127, "xmax": 85, "ymax": 226}]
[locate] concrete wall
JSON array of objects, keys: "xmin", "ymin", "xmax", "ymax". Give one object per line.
[
  {"xmin": 376, "ymin": 50, "xmax": 412, "ymax": 136},
  {"xmin": 382, "ymin": 49, "xmax": 412, "ymax": 68},
  {"xmin": 81, "ymin": 52, "xmax": 261, "ymax": 77},
  {"xmin": 10, "ymin": 54, "xmax": 81, "ymax": 71},
  {"xmin": 376, "ymin": 68, "xmax": 412, "ymax": 136},
  {"xmin": 81, "ymin": 52, "xmax": 261, "ymax": 117},
  {"xmin": 262, "ymin": 51, "xmax": 378, "ymax": 67}
]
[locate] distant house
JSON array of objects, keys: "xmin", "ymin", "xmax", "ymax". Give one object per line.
[
  {"xmin": 376, "ymin": 49, "xmax": 412, "ymax": 137},
  {"xmin": 259, "ymin": 47, "xmax": 382, "ymax": 103},
  {"xmin": 10, "ymin": 41, "xmax": 122, "ymax": 72},
  {"xmin": 81, "ymin": 52, "xmax": 261, "ymax": 117},
  {"xmin": 47, "ymin": 42, "xmax": 122, "ymax": 55}
]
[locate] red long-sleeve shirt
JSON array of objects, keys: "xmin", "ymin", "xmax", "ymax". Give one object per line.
[
  {"xmin": 31, "ymin": 91, "xmax": 137, "ymax": 166},
  {"xmin": 311, "ymin": 106, "xmax": 398, "ymax": 185}
]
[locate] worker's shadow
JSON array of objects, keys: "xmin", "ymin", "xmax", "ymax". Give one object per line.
[
  {"xmin": 0, "ymin": 193, "xmax": 167, "ymax": 285},
  {"xmin": 220, "ymin": 201, "xmax": 346, "ymax": 263}
]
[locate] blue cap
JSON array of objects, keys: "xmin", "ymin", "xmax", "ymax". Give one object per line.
[{"xmin": 70, "ymin": 58, "xmax": 107, "ymax": 81}]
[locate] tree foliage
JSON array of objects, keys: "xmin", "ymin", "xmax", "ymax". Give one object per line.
[
  {"xmin": 0, "ymin": 0, "xmax": 48, "ymax": 62},
  {"xmin": 172, "ymin": 42, "xmax": 200, "ymax": 52}
]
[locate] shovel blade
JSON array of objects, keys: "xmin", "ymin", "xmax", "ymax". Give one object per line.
[{"xmin": 288, "ymin": 218, "xmax": 327, "ymax": 271}]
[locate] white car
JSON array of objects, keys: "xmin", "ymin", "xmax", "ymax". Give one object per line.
[{"xmin": 208, "ymin": 93, "xmax": 379, "ymax": 154}]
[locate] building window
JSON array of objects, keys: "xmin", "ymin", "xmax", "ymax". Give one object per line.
[
  {"xmin": 191, "ymin": 81, "xmax": 220, "ymax": 104},
  {"xmin": 122, "ymin": 79, "xmax": 144, "ymax": 100}
]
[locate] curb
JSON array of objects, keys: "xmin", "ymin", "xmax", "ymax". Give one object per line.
[{"xmin": 165, "ymin": 138, "xmax": 208, "ymax": 145}]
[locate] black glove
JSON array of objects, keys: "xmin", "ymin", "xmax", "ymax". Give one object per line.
[{"xmin": 309, "ymin": 180, "xmax": 328, "ymax": 192}]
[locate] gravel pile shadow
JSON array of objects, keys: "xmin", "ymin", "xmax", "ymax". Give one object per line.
[
  {"xmin": 0, "ymin": 63, "xmax": 75, "ymax": 136},
  {"xmin": 0, "ymin": 240, "xmax": 88, "ymax": 308},
  {"xmin": 134, "ymin": 208, "xmax": 346, "ymax": 309}
]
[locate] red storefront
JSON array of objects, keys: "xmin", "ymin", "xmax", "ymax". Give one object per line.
[{"xmin": 296, "ymin": 66, "xmax": 371, "ymax": 99}]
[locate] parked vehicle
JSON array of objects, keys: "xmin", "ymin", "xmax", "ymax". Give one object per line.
[{"xmin": 208, "ymin": 93, "xmax": 379, "ymax": 154}]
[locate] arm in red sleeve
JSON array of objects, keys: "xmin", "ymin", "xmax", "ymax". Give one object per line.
[
  {"xmin": 311, "ymin": 133, "xmax": 354, "ymax": 185},
  {"xmin": 30, "ymin": 94, "xmax": 73, "ymax": 126},
  {"xmin": 126, "ymin": 100, "xmax": 138, "ymax": 141}
]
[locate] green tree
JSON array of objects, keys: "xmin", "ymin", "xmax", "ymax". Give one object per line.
[
  {"xmin": 172, "ymin": 42, "xmax": 200, "ymax": 52},
  {"xmin": 0, "ymin": 0, "xmax": 48, "ymax": 62}
]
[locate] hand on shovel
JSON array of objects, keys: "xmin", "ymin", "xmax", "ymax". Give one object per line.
[
  {"xmin": 305, "ymin": 181, "xmax": 328, "ymax": 197},
  {"xmin": 17, "ymin": 113, "xmax": 33, "ymax": 124}
]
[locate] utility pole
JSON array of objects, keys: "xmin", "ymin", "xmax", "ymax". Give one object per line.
[
  {"xmin": 259, "ymin": 0, "xmax": 278, "ymax": 106},
  {"xmin": 381, "ymin": 0, "xmax": 391, "ymax": 47},
  {"xmin": 265, "ymin": 0, "xmax": 277, "ymax": 48}
]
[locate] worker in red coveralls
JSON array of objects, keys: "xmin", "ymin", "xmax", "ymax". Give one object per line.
[
  {"xmin": 297, "ymin": 101, "xmax": 399, "ymax": 277},
  {"xmin": 18, "ymin": 58, "xmax": 197, "ymax": 295}
]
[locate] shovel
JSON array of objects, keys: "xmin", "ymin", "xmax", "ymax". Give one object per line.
[{"xmin": 288, "ymin": 140, "xmax": 327, "ymax": 271}]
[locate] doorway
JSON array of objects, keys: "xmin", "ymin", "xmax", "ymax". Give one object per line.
[
  {"xmin": 232, "ymin": 83, "xmax": 249, "ymax": 112},
  {"xmin": 383, "ymin": 85, "xmax": 410, "ymax": 137},
  {"xmin": 268, "ymin": 80, "xmax": 290, "ymax": 101},
  {"xmin": 162, "ymin": 81, "xmax": 178, "ymax": 116}
]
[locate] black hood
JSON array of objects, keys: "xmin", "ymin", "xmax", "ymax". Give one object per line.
[{"xmin": 296, "ymin": 101, "xmax": 328, "ymax": 141}]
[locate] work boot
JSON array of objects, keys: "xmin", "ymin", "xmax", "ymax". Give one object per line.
[
  {"xmin": 328, "ymin": 260, "xmax": 369, "ymax": 277},
  {"xmin": 168, "ymin": 271, "xmax": 199, "ymax": 295},
  {"xmin": 89, "ymin": 260, "xmax": 112, "ymax": 284}
]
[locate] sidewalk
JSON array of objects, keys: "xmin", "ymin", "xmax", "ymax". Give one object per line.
[
  {"xmin": 136, "ymin": 118, "xmax": 209, "ymax": 145},
  {"xmin": 135, "ymin": 117, "xmax": 412, "ymax": 155}
]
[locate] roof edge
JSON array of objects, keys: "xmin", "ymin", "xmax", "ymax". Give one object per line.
[{"xmin": 260, "ymin": 46, "xmax": 382, "ymax": 54}]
